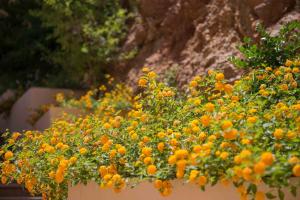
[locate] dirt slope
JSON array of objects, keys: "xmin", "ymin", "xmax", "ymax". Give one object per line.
[{"xmin": 117, "ymin": 0, "xmax": 299, "ymax": 87}]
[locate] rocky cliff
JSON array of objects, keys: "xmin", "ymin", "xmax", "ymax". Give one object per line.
[{"xmin": 118, "ymin": 0, "xmax": 299, "ymax": 87}]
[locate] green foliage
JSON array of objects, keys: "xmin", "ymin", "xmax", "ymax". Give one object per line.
[
  {"xmin": 0, "ymin": 0, "xmax": 68, "ymax": 94},
  {"xmin": 231, "ymin": 21, "xmax": 300, "ymax": 69},
  {"xmin": 34, "ymin": 0, "xmax": 131, "ymax": 86}
]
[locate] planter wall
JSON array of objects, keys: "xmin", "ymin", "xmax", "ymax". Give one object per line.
[
  {"xmin": 68, "ymin": 180, "xmax": 299, "ymax": 200},
  {"xmin": 8, "ymin": 87, "xmax": 84, "ymax": 132},
  {"xmin": 34, "ymin": 107, "xmax": 83, "ymax": 131},
  {"xmin": 0, "ymin": 90, "xmax": 15, "ymax": 132}
]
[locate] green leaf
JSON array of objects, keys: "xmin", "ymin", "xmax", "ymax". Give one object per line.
[
  {"xmin": 290, "ymin": 186, "xmax": 297, "ymax": 197},
  {"xmin": 266, "ymin": 192, "xmax": 276, "ymax": 199},
  {"xmin": 278, "ymin": 189, "xmax": 285, "ymax": 200}
]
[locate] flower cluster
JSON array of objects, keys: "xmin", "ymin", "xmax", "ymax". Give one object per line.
[{"xmin": 0, "ymin": 60, "xmax": 299, "ymax": 200}]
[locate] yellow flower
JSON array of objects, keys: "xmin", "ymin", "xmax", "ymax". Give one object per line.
[
  {"xmin": 11, "ymin": 132, "xmax": 21, "ymax": 140},
  {"xmin": 168, "ymin": 155, "xmax": 177, "ymax": 165},
  {"xmin": 175, "ymin": 149, "xmax": 188, "ymax": 159},
  {"xmin": 247, "ymin": 116, "xmax": 257, "ymax": 123},
  {"xmin": 216, "ymin": 73, "xmax": 224, "ymax": 81},
  {"xmin": 189, "ymin": 80, "xmax": 198, "ymax": 88},
  {"xmin": 147, "ymin": 71, "xmax": 157, "ymax": 79},
  {"xmin": 69, "ymin": 156, "xmax": 77, "ymax": 164},
  {"xmin": 79, "ymin": 148, "xmax": 88, "ymax": 155},
  {"xmin": 288, "ymin": 156, "xmax": 299, "ymax": 164},
  {"xmin": 204, "ymin": 103, "xmax": 215, "ymax": 112},
  {"xmin": 142, "ymin": 67, "xmax": 150, "ymax": 72},
  {"xmin": 285, "ymin": 59, "xmax": 293, "ymax": 67},
  {"xmin": 189, "ymin": 170, "xmax": 199, "ymax": 181},
  {"xmin": 220, "ymin": 152, "xmax": 229, "ymax": 160},
  {"xmin": 103, "ymin": 123, "xmax": 111, "ymax": 129}
]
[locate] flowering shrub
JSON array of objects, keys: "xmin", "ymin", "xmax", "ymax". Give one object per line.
[
  {"xmin": 0, "ymin": 60, "xmax": 300, "ymax": 200},
  {"xmin": 55, "ymin": 75, "xmax": 134, "ymax": 116}
]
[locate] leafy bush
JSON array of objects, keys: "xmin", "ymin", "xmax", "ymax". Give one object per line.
[
  {"xmin": 34, "ymin": 0, "xmax": 131, "ymax": 86},
  {"xmin": 231, "ymin": 21, "xmax": 300, "ymax": 69},
  {"xmin": 0, "ymin": 0, "xmax": 66, "ymax": 94},
  {"xmin": 1, "ymin": 60, "xmax": 299, "ymax": 199},
  {"xmin": 0, "ymin": 0, "xmax": 134, "ymax": 94}
]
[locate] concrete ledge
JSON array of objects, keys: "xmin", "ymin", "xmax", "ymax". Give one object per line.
[
  {"xmin": 34, "ymin": 107, "xmax": 83, "ymax": 131},
  {"xmin": 0, "ymin": 90, "xmax": 15, "ymax": 132},
  {"xmin": 9, "ymin": 87, "xmax": 83, "ymax": 132},
  {"xmin": 68, "ymin": 180, "xmax": 299, "ymax": 200}
]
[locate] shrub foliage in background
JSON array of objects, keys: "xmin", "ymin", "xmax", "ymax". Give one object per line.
[
  {"xmin": 0, "ymin": 0, "xmax": 132, "ymax": 94},
  {"xmin": 0, "ymin": 0, "xmax": 64, "ymax": 94},
  {"xmin": 231, "ymin": 21, "xmax": 300, "ymax": 69},
  {"xmin": 34, "ymin": 0, "xmax": 130, "ymax": 86}
]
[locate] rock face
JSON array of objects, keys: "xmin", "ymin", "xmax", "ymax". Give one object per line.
[{"xmin": 118, "ymin": 0, "xmax": 298, "ymax": 88}]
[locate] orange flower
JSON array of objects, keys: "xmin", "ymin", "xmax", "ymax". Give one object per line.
[
  {"xmin": 175, "ymin": 149, "xmax": 189, "ymax": 159},
  {"xmin": 242, "ymin": 167, "xmax": 252, "ymax": 181},
  {"xmin": 200, "ymin": 115, "xmax": 211, "ymax": 127},
  {"xmin": 293, "ymin": 165, "xmax": 300, "ymax": 177},
  {"xmin": 4, "ymin": 151, "xmax": 13, "ymax": 160},
  {"xmin": 147, "ymin": 165, "xmax": 157, "ymax": 175},
  {"xmin": 223, "ymin": 129, "xmax": 238, "ymax": 140},
  {"xmin": 157, "ymin": 142, "xmax": 165, "ymax": 152},
  {"xmin": 255, "ymin": 191, "xmax": 265, "ymax": 200},
  {"xmin": 118, "ymin": 146, "xmax": 126, "ymax": 155},
  {"xmin": 254, "ymin": 162, "xmax": 266, "ymax": 175},
  {"xmin": 273, "ymin": 129, "xmax": 284, "ymax": 139},
  {"xmin": 198, "ymin": 175, "xmax": 207, "ymax": 186},
  {"xmin": 224, "ymin": 84, "xmax": 233, "ymax": 94},
  {"xmin": 193, "ymin": 145, "xmax": 202, "ymax": 153},
  {"xmin": 143, "ymin": 157, "xmax": 152, "ymax": 165},
  {"xmin": 154, "ymin": 180, "xmax": 163, "ymax": 189},
  {"xmin": 138, "ymin": 78, "xmax": 147, "ymax": 87},
  {"xmin": 261, "ymin": 152, "xmax": 274, "ymax": 166},
  {"xmin": 222, "ymin": 120, "xmax": 233, "ymax": 130},
  {"xmin": 142, "ymin": 147, "xmax": 152, "ymax": 156},
  {"xmin": 189, "ymin": 80, "xmax": 198, "ymax": 88}
]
